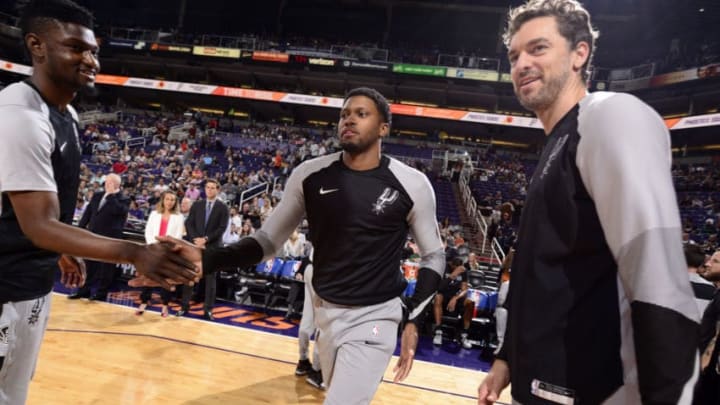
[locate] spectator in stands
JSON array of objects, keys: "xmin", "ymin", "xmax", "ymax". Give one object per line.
[
  {"xmin": 177, "ymin": 179, "xmax": 229, "ymax": 320},
  {"xmin": 465, "ymin": 252, "xmax": 483, "ymax": 275},
  {"xmin": 283, "ymin": 228, "xmax": 308, "ymax": 319},
  {"xmin": 185, "ymin": 183, "xmax": 200, "ymax": 201},
  {"xmin": 111, "ymin": 159, "xmax": 128, "ymax": 175},
  {"xmin": 135, "ymin": 188, "xmax": 149, "ymax": 210},
  {"xmin": 246, "ymin": 204, "xmax": 262, "ymax": 230},
  {"xmin": 73, "ymin": 197, "xmax": 87, "ymax": 221},
  {"xmin": 153, "ymin": 178, "xmax": 169, "ymax": 193},
  {"xmin": 127, "ymin": 200, "xmax": 144, "ymax": 221},
  {"xmin": 221, "ymin": 181, "xmax": 238, "ymax": 204},
  {"xmin": 283, "ymin": 228, "xmax": 306, "ymax": 259},
  {"xmin": 70, "ymin": 174, "xmax": 131, "ymax": 301},
  {"xmin": 147, "ymin": 189, "xmax": 162, "ymax": 208},
  {"xmin": 479, "ymin": 1, "xmax": 699, "ymax": 404},
  {"xmin": 221, "ymin": 219, "xmax": 240, "ymax": 246},
  {"xmin": 686, "ymin": 244, "xmax": 715, "ymax": 315},
  {"xmin": 229, "ymin": 207, "xmax": 243, "ymax": 229},
  {"xmin": 238, "ymin": 222, "xmax": 254, "ymax": 237},
  {"xmin": 454, "ymin": 232, "xmax": 466, "ymax": 249},
  {"xmin": 704, "ymin": 234, "xmax": 719, "ymax": 255},
  {"xmin": 190, "ymin": 166, "xmax": 204, "ymax": 183},
  {"xmin": 124, "ymin": 172, "xmax": 138, "ymax": 190},
  {"xmin": 137, "ymin": 191, "xmax": 186, "ymax": 317},
  {"xmin": 694, "ymin": 250, "xmax": 720, "ymax": 403},
  {"xmin": 273, "ymin": 150, "xmax": 283, "ymax": 169},
  {"xmin": 432, "ymin": 257, "xmax": 474, "ymax": 349},
  {"xmin": 89, "ymin": 170, "xmax": 105, "ymax": 185},
  {"xmin": 271, "ymin": 183, "xmax": 284, "ymax": 200},
  {"xmin": 95, "ymin": 134, "xmax": 111, "ymax": 152},
  {"xmin": 260, "ymin": 196, "xmax": 276, "ymax": 223}
]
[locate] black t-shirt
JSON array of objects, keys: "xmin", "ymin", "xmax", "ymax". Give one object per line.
[
  {"xmin": 0, "ymin": 82, "xmax": 81, "ymax": 302},
  {"xmin": 249, "ymin": 153, "xmax": 446, "ymax": 306},
  {"xmin": 500, "ymin": 92, "xmax": 699, "ymax": 404},
  {"xmin": 439, "ymin": 266, "xmax": 467, "ymax": 295}
]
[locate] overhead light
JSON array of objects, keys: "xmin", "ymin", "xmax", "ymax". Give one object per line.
[{"xmin": 699, "ymin": 8, "xmax": 704, "ymax": 12}]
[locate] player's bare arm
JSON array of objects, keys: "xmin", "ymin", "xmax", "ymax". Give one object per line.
[{"xmin": 9, "ymin": 190, "xmax": 200, "ymax": 289}]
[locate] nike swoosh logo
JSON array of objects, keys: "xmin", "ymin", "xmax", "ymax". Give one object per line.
[
  {"xmin": 319, "ymin": 187, "xmax": 339, "ymax": 195},
  {"xmin": 60, "ymin": 142, "xmax": 67, "ymax": 153}
]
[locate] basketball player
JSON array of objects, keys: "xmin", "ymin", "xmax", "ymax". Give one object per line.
[
  {"xmin": 0, "ymin": 1, "xmax": 199, "ymax": 403},
  {"xmin": 478, "ymin": 1, "xmax": 700, "ymax": 404},
  {"xmin": 147, "ymin": 87, "xmax": 446, "ymax": 404}
]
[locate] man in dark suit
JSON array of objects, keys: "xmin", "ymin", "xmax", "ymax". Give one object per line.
[
  {"xmin": 177, "ymin": 178, "xmax": 229, "ymax": 320},
  {"xmin": 69, "ymin": 173, "xmax": 130, "ymax": 300}
]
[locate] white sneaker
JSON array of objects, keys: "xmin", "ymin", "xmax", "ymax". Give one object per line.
[
  {"xmin": 433, "ymin": 330, "xmax": 443, "ymax": 346},
  {"xmin": 461, "ymin": 332, "xmax": 472, "ymax": 349}
]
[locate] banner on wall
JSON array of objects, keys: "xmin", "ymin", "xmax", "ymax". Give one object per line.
[
  {"xmin": 392, "ymin": 64, "xmax": 447, "ymax": 77},
  {"xmin": 192, "ymin": 46, "xmax": 240, "ymax": 59},
  {"xmin": 150, "ymin": 43, "xmax": 192, "ymax": 53},
  {"xmin": 107, "ymin": 39, "xmax": 147, "ymax": 50},
  {"xmin": 252, "ymin": 51, "xmax": 290, "ymax": 63},
  {"xmin": 1, "ymin": 58, "xmax": 716, "ymax": 132},
  {"xmin": 341, "ymin": 60, "xmax": 391, "ymax": 71},
  {"xmin": 446, "ymin": 68, "xmax": 499, "ymax": 82}
]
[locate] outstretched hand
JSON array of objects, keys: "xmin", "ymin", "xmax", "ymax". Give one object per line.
[
  {"xmin": 393, "ymin": 322, "xmax": 419, "ymax": 382},
  {"xmin": 129, "ymin": 236, "xmax": 203, "ymax": 290},
  {"xmin": 477, "ymin": 359, "xmax": 510, "ymax": 404},
  {"xmin": 58, "ymin": 254, "xmax": 86, "ymax": 288}
]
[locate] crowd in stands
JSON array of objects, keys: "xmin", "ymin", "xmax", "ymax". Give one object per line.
[
  {"xmin": 65, "ymin": 103, "xmax": 720, "ymax": 270},
  {"xmin": 674, "ymin": 162, "xmax": 720, "ymax": 253},
  {"xmin": 73, "ymin": 110, "xmax": 342, "ymax": 238},
  {"xmin": 469, "ymin": 154, "xmax": 720, "ymax": 256}
]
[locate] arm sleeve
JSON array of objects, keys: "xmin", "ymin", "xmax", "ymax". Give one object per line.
[
  {"xmin": 699, "ymin": 293, "xmax": 720, "ymax": 352},
  {"xmin": 207, "ymin": 203, "xmax": 229, "ymax": 244},
  {"xmin": 202, "ymin": 165, "xmax": 308, "ymax": 272},
  {"xmin": 0, "ymin": 107, "xmax": 57, "ymax": 194},
  {"xmin": 497, "ymin": 280, "xmax": 510, "ymax": 307},
  {"xmin": 185, "ymin": 202, "xmax": 200, "ymax": 239},
  {"xmin": 105, "ymin": 193, "xmax": 130, "ymax": 215},
  {"xmin": 402, "ymin": 170, "xmax": 445, "ymax": 324},
  {"xmin": 144, "ymin": 212, "xmax": 158, "ymax": 244},
  {"xmin": 203, "ymin": 236, "xmax": 264, "ymax": 274},
  {"xmin": 576, "ymin": 92, "xmax": 699, "ymax": 404},
  {"xmin": 171, "ymin": 215, "xmax": 186, "ymax": 239},
  {"xmin": 250, "ymin": 164, "xmax": 307, "ymax": 261},
  {"xmin": 495, "ymin": 280, "xmax": 512, "ymax": 361},
  {"xmin": 78, "ymin": 197, "xmax": 94, "ymax": 229}
]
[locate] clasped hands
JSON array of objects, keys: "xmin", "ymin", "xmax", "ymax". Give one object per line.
[{"xmin": 127, "ymin": 236, "xmax": 204, "ymax": 290}]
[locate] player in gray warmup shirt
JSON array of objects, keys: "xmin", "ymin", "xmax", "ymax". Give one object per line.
[{"xmin": 144, "ymin": 87, "xmax": 446, "ymax": 405}]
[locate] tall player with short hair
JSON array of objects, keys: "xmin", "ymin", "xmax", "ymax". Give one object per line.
[
  {"xmin": 0, "ymin": 1, "xmax": 199, "ymax": 402},
  {"xmin": 145, "ymin": 87, "xmax": 446, "ymax": 404},
  {"xmin": 478, "ymin": 1, "xmax": 700, "ymax": 404}
]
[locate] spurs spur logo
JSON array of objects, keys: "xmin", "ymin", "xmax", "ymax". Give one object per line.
[
  {"xmin": 540, "ymin": 134, "xmax": 569, "ymax": 179},
  {"xmin": 28, "ymin": 296, "xmax": 46, "ymax": 326},
  {"xmin": 372, "ymin": 188, "xmax": 399, "ymax": 215}
]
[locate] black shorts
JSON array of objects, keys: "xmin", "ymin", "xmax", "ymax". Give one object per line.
[{"xmin": 438, "ymin": 292, "xmax": 467, "ymax": 316}]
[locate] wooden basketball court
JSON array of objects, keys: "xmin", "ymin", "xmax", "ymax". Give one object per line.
[{"xmin": 26, "ymin": 293, "xmax": 512, "ymax": 404}]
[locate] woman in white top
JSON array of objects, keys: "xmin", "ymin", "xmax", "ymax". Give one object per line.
[
  {"xmin": 261, "ymin": 196, "xmax": 279, "ymax": 224},
  {"xmin": 137, "ymin": 190, "xmax": 185, "ymax": 317},
  {"xmin": 282, "ymin": 228, "xmax": 306, "ymax": 258}
]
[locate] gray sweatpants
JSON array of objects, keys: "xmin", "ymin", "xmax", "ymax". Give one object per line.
[
  {"xmin": 298, "ymin": 265, "xmax": 320, "ymax": 366},
  {"xmin": 313, "ymin": 294, "xmax": 403, "ymax": 405},
  {"xmin": 0, "ymin": 293, "xmax": 52, "ymax": 405}
]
